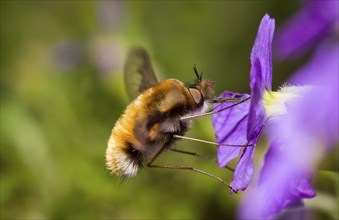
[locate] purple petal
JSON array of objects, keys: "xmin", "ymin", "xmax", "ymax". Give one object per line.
[
  {"xmin": 212, "ymin": 92, "xmax": 250, "ymax": 167},
  {"xmin": 274, "ymin": 1, "xmax": 339, "ymax": 60},
  {"xmin": 212, "ymin": 14, "xmax": 275, "ymax": 192},
  {"xmin": 250, "ymin": 13, "xmax": 275, "ymax": 91},
  {"xmin": 231, "ymin": 146, "xmax": 255, "ymax": 192},
  {"xmin": 261, "ymin": 142, "xmax": 316, "ymax": 201},
  {"xmin": 288, "ymin": 42, "xmax": 339, "ymax": 147},
  {"xmin": 288, "ymin": 41, "xmax": 338, "ymax": 85},
  {"xmin": 247, "ymin": 72, "xmax": 266, "ymax": 143},
  {"xmin": 292, "ymin": 176, "xmax": 316, "ymax": 199},
  {"xmin": 239, "ymin": 43, "xmax": 338, "ymax": 217},
  {"xmin": 238, "ymin": 141, "xmax": 316, "ymax": 219},
  {"xmin": 247, "ymin": 14, "xmax": 275, "ymax": 142}
]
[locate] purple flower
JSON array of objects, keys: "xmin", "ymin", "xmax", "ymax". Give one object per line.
[
  {"xmin": 238, "ymin": 141, "xmax": 317, "ymax": 219},
  {"xmin": 213, "ymin": 92, "xmax": 251, "ymax": 168},
  {"xmin": 239, "ymin": 42, "xmax": 338, "ymax": 219},
  {"xmin": 212, "ymin": 14, "xmax": 275, "ymax": 192},
  {"xmin": 247, "ymin": 13, "xmax": 274, "ymax": 143},
  {"xmin": 274, "ymin": 0, "xmax": 339, "ymax": 60},
  {"xmin": 213, "ymin": 9, "xmax": 337, "ymax": 219}
]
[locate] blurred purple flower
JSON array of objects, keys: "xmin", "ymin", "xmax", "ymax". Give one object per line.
[
  {"xmin": 274, "ymin": 0, "xmax": 339, "ymax": 60},
  {"xmin": 92, "ymin": 39, "xmax": 124, "ymax": 74},
  {"xmin": 239, "ymin": 42, "xmax": 338, "ymax": 219},
  {"xmin": 238, "ymin": 141, "xmax": 317, "ymax": 219},
  {"xmin": 212, "ymin": 14, "xmax": 274, "ymax": 192},
  {"xmin": 97, "ymin": 1, "xmax": 125, "ymax": 31},
  {"xmin": 51, "ymin": 41, "xmax": 84, "ymax": 72}
]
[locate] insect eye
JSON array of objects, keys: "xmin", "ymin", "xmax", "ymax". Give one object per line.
[{"xmin": 188, "ymin": 87, "xmax": 203, "ymax": 105}]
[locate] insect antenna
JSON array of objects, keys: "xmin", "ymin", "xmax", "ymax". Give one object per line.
[{"xmin": 193, "ymin": 64, "xmax": 203, "ymax": 82}]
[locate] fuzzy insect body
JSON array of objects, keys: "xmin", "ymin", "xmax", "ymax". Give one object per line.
[{"xmin": 106, "ymin": 77, "xmax": 215, "ymax": 178}]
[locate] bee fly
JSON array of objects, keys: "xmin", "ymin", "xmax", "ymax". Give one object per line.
[{"xmin": 106, "ymin": 48, "xmax": 250, "ymax": 192}]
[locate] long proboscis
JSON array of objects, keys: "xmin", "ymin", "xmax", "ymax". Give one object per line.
[
  {"xmin": 178, "ymin": 96, "xmax": 253, "ymax": 148},
  {"xmin": 180, "ymin": 96, "xmax": 251, "ymax": 120},
  {"xmin": 173, "ymin": 135, "xmax": 255, "ymax": 148}
]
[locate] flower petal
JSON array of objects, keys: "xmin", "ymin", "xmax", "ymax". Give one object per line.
[
  {"xmin": 238, "ymin": 141, "xmax": 316, "ymax": 219},
  {"xmin": 247, "ymin": 13, "xmax": 275, "ymax": 142},
  {"xmin": 239, "ymin": 41, "xmax": 338, "ymax": 216},
  {"xmin": 274, "ymin": 1, "xmax": 339, "ymax": 60},
  {"xmin": 231, "ymin": 146, "xmax": 255, "ymax": 192},
  {"xmin": 213, "ymin": 14, "xmax": 275, "ymax": 192},
  {"xmin": 292, "ymin": 175, "xmax": 316, "ymax": 199},
  {"xmin": 250, "ymin": 13, "xmax": 275, "ymax": 91},
  {"xmin": 288, "ymin": 42, "xmax": 339, "ymax": 147},
  {"xmin": 212, "ymin": 92, "xmax": 250, "ymax": 167},
  {"xmin": 247, "ymin": 72, "xmax": 266, "ymax": 143}
]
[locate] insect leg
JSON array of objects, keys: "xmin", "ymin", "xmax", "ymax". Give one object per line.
[
  {"xmin": 170, "ymin": 148, "xmax": 215, "ymax": 161},
  {"xmin": 169, "ymin": 148, "xmax": 234, "ymax": 172},
  {"xmin": 146, "ymin": 145, "xmax": 237, "ymax": 193},
  {"xmin": 148, "ymin": 163, "xmax": 237, "ymax": 193}
]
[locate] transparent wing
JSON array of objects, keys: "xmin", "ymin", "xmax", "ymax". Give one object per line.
[{"xmin": 124, "ymin": 47, "xmax": 158, "ymax": 100}]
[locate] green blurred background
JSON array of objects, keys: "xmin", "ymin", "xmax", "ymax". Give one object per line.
[{"xmin": 1, "ymin": 1, "xmax": 336, "ymax": 219}]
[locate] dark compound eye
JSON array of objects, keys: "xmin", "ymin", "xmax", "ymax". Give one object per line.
[{"xmin": 188, "ymin": 87, "xmax": 203, "ymax": 105}]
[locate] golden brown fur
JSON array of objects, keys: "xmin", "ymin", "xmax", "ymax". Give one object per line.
[{"xmin": 106, "ymin": 78, "xmax": 215, "ymax": 178}]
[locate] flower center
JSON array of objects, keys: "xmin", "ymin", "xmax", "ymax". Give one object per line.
[{"xmin": 263, "ymin": 85, "xmax": 311, "ymax": 119}]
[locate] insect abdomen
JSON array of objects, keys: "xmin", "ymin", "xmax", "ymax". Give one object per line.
[{"xmin": 106, "ymin": 79, "xmax": 197, "ymax": 177}]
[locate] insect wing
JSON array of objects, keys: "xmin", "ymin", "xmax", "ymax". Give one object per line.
[{"xmin": 124, "ymin": 48, "xmax": 158, "ymax": 100}]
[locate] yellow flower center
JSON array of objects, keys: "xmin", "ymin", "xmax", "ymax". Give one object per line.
[{"xmin": 263, "ymin": 85, "xmax": 310, "ymax": 119}]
